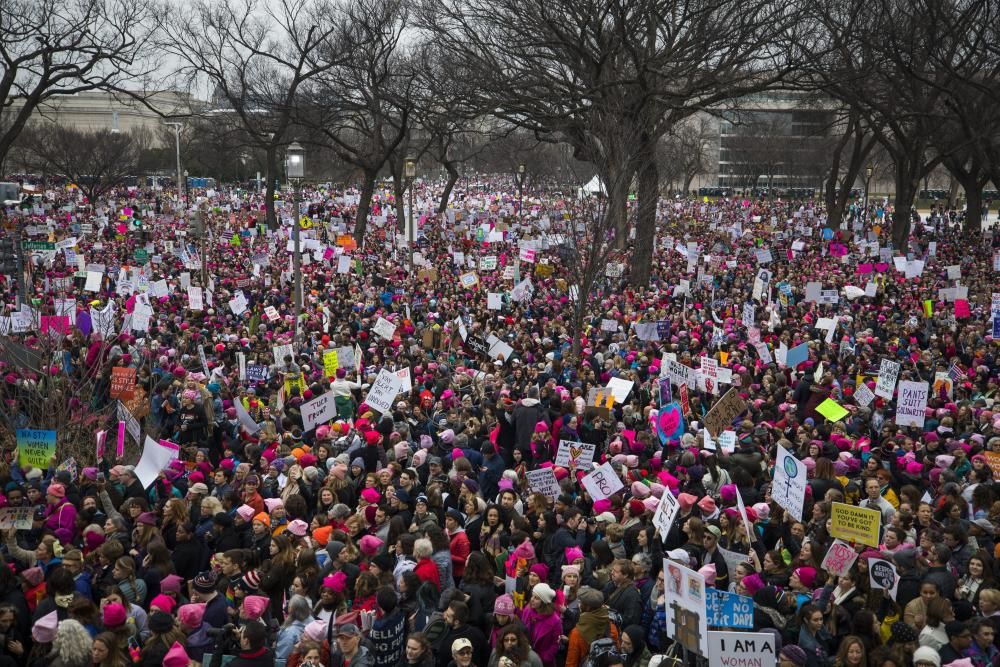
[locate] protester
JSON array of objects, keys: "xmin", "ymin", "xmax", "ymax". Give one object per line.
[{"xmin": 0, "ymin": 180, "xmax": 998, "ymax": 667}]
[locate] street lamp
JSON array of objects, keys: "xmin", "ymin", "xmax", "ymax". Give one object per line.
[
  {"xmin": 285, "ymin": 141, "xmax": 305, "ymax": 341},
  {"xmin": 864, "ymin": 165, "xmax": 874, "ymax": 216},
  {"xmin": 405, "ymin": 155, "xmax": 416, "ymax": 269},
  {"xmin": 163, "ymin": 122, "xmax": 183, "ymax": 205},
  {"xmin": 517, "ymin": 163, "xmax": 525, "ymax": 215}
]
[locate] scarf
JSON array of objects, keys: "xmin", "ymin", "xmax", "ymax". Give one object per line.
[
  {"xmin": 577, "ymin": 607, "xmax": 611, "ymax": 645},
  {"xmin": 833, "ymin": 586, "xmax": 856, "ymax": 606}
]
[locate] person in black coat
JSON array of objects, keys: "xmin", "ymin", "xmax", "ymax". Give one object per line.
[
  {"xmin": 225, "ymin": 621, "xmax": 275, "ymax": 667},
  {"xmin": 172, "ymin": 522, "xmax": 207, "ymax": 581}
]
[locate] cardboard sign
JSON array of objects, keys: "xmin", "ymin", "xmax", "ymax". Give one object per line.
[
  {"xmin": 830, "ymin": 502, "xmax": 882, "ymax": 547},
  {"xmin": 664, "ymin": 559, "xmax": 709, "ymax": 656},
  {"xmin": 372, "ymin": 317, "xmax": 396, "ymax": 341},
  {"xmin": 703, "ymin": 388, "xmax": 748, "ymax": 437},
  {"xmin": 365, "ymin": 369, "xmax": 403, "ymax": 414},
  {"xmin": 300, "ymin": 391, "xmax": 338, "ymax": 432}
]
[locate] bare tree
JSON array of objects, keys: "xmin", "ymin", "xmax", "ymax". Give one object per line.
[
  {"xmin": 821, "ymin": 109, "xmax": 877, "ymax": 228},
  {"xmin": 297, "ymin": 0, "xmax": 412, "ymax": 243},
  {"xmin": 0, "ymin": 0, "xmax": 157, "ymax": 172},
  {"xmin": 160, "ymin": 0, "xmax": 344, "ymax": 226},
  {"xmin": 20, "ymin": 125, "xmax": 145, "ymax": 203},
  {"xmin": 658, "ymin": 117, "xmax": 715, "ymax": 195}
]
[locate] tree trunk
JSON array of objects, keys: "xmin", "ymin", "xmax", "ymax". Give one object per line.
[
  {"xmin": 891, "ymin": 162, "xmax": 918, "ymax": 249},
  {"xmin": 353, "ymin": 171, "xmax": 377, "ymax": 245},
  {"xmin": 962, "ymin": 179, "xmax": 983, "ymax": 233},
  {"xmin": 682, "ymin": 173, "xmax": 695, "ymax": 196},
  {"xmin": 438, "ymin": 162, "xmax": 459, "ymax": 214},
  {"xmin": 392, "ymin": 165, "xmax": 406, "ymax": 234},
  {"xmin": 265, "ymin": 145, "xmax": 278, "ymax": 229},
  {"xmin": 630, "ymin": 142, "xmax": 659, "ymax": 288},
  {"xmin": 947, "ymin": 175, "xmax": 959, "ymax": 209}
]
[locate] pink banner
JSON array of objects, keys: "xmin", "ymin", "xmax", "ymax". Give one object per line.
[
  {"xmin": 116, "ymin": 421, "xmax": 126, "ymax": 457},
  {"xmin": 96, "ymin": 430, "xmax": 107, "ymax": 459}
]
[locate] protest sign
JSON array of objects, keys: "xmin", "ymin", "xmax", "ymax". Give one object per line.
[
  {"xmin": 323, "ymin": 349, "xmax": 339, "ymax": 377},
  {"xmin": 246, "ymin": 364, "xmax": 268, "ymax": 383},
  {"xmin": 373, "ymin": 317, "xmax": 396, "ymax": 340},
  {"xmin": 0, "ymin": 507, "xmax": 34, "ymax": 530},
  {"xmin": 830, "ymin": 502, "xmax": 882, "ymax": 547},
  {"xmin": 134, "ymin": 436, "xmax": 179, "ymax": 489},
  {"xmin": 703, "ymin": 388, "xmax": 748, "ymax": 437},
  {"xmin": 110, "ymin": 366, "xmax": 136, "ymax": 399},
  {"xmin": 233, "ymin": 399, "xmax": 261, "ymax": 434},
  {"xmin": 784, "ymin": 342, "xmax": 808, "ymax": 368},
  {"xmin": 16, "ymin": 429, "xmax": 57, "ymax": 469},
  {"xmin": 815, "ymin": 398, "xmax": 848, "ymax": 422},
  {"xmin": 875, "ymin": 359, "xmax": 900, "ymax": 399},
  {"xmin": 854, "ymin": 382, "xmax": 875, "ymax": 408},
  {"xmin": 869, "ymin": 558, "xmax": 900, "ymax": 600},
  {"xmin": 771, "ymin": 445, "xmax": 807, "ymax": 521},
  {"xmin": 652, "ymin": 489, "xmax": 681, "ymax": 542},
  {"xmin": 821, "ymin": 539, "xmax": 860, "ymax": 577},
  {"xmin": 554, "ymin": 440, "xmax": 596, "ymax": 468},
  {"xmin": 272, "ymin": 343, "xmax": 294, "ymax": 366},
  {"xmin": 708, "ymin": 631, "xmax": 776, "ymax": 667},
  {"xmin": 654, "ymin": 402, "xmax": 685, "ymax": 444},
  {"xmin": 664, "ymin": 559, "xmax": 709, "ymax": 656},
  {"xmin": 706, "ymin": 589, "xmax": 754, "ymax": 629},
  {"xmin": 895, "ymin": 380, "xmax": 929, "ymax": 427},
  {"xmin": 300, "ymin": 392, "xmax": 338, "ymax": 432},
  {"xmin": 365, "ymin": 369, "xmax": 403, "ymax": 414},
  {"xmin": 582, "ymin": 462, "xmax": 625, "ymax": 501},
  {"xmin": 525, "ymin": 468, "xmax": 560, "ymax": 499}
]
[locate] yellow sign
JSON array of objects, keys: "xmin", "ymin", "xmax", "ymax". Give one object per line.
[
  {"xmin": 323, "ymin": 350, "xmax": 339, "ymax": 377},
  {"xmin": 830, "ymin": 502, "xmax": 881, "ymax": 547},
  {"xmin": 284, "ymin": 374, "xmax": 307, "ymax": 397},
  {"xmin": 299, "ymin": 216, "xmax": 313, "ymax": 229},
  {"xmin": 719, "ymin": 351, "xmax": 729, "ymax": 366},
  {"xmin": 816, "ymin": 398, "xmax": 849, "ymax": 422}
]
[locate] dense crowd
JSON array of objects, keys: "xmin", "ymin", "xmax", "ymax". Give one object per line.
[{"xmin": 0, "ymin": 179, "xmax": 998, "ymax": 667}]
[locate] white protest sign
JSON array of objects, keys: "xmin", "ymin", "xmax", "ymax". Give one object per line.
[
  {"xmin": 771, "ymin": 444, "xmax": 807, "ymax": 521},
  {"xmin": 372, "ymin": 317, "xmax": 396, "ymax": 340},
  {"xmin": 233, "ymin": 397, "xmax": 261, "ymax": 434},
  {"xmin": 135, "ymin": 436, "xmax": 179, "ymax": 489},
  {"xmin": 272, "ymin": 343, "xmax": 294, "ymax": 366},
  {"xmin": 188, "ymin": 286, "xmax": 203, "ymax": 311},
  {"xmin": 821, "ymin": 539, "xmax": 860, "ymax": 578},
  {"xmin": 708, "ymin": 631, "xmax": 776, "ymax": 667},
  {"xmin": 664, "ymin": 560, "xmax": 709, "ymax": 656},
  {"xmin": 487, "ymin": 292, "xmax": 502, "ymax": 310},
  {"xmin": 554, "ymin": 440, "xmax": 596, "ymax": 468},
  {"xmin": 395, "ymin": 367, "xmax": 412, "ymax": 392},
  {"xmin": 875, "ymin": 359, "xmax": 900, "ymax": 399},
  {"xmin": 300, "ymin": 392, "xmax": 338, "ymax": 432},
  {"xmin": 365, "ymin": 369, "xmax": 403, "ymax": 414},
  {"xmin": 581, "ymin": 462, "xmax": 624, "ymax": 501},
  {"xmin": 854, "ymin": 382, "xmax": 875, "ymax": 408},
  {"xmin": 525, "ymin": 468, "xmax": 560, "ymax": 499},
  {"xmin": 895, "ymin": 380, "xmax": 928, "ymax": 427},
  {"xmin": 652, "ymin": 489, "xmax": 681, "ymax": 542},
  {"xmin": 605, "ymin": 377, "xmax": 635, "ymax": 403}
]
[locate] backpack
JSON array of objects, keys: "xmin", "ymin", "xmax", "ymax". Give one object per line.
[{"xmin": 580, "ymin": 637, "xmax": 618, "ymax": 667}]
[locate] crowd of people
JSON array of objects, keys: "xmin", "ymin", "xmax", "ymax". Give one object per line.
[{"xmin": 0, "ymin": 177, "xmax": 998, "ymax": 667}]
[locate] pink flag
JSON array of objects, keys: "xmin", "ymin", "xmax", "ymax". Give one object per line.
[{"xmin": 96, "ymin": 430, "xmax": 107, "ymax": 459}]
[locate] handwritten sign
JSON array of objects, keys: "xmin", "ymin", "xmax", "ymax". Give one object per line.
[
  {"xmin": 820, "ymin": 539, "xmax": 859, "ymax": 577},
  {"xmin": 300, "ymin": 391, "xmax": 338, "ymax": 432},
  {"xmin": 16, "ymin": 429, "xmax": 57, "ymax": 469},
  {"xmin": 652, "ymin": 490, "xmax": 681, "ymax": 542},
  {"xmin": 706, "ymin": 589, "xmax": 754, "ymax": 628},
  {"xmin": 373, "ymin": 317, "xmax": 396, "ymax": 341},
  {"xmin": 110, "ymin": 366, "xmax": 136, "ymax": 399},
  {"xmin": 703, "ymin": 388, "xmax": 748, "ymax": 437},
  {"xmin": 875, "ymin": 359, "xmax": 900, "ymax": 399},
  {"xmin": 323, "ymin": 350, "xmax": 339, "ymax": 377},
  {"xmin": 709, "ymin": 631, "xmax": 775, "ymax": 667},
  {"xmin": 525, "ymin": 468, "xmax": 560, "ymax": 499},
  {"xmin": 366, "ymin": 369, "xmax": 403, "ymax": 414},
  {"xmin": 582, "ymin": 462, "xmax": 625, "ymax": 501},
  {"xmin": 895, "ymin": 380, "xmax": 928, "ymax": 427},
  {"xmin": 554, "ymin": 440, "xmax": 596, "ymax": 468}
]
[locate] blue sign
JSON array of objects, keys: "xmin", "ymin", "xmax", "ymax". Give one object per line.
[
  {"xmin": 993, "ymin": 315, "xmax": 1000, "ymax": 339},
  {"xmin": 706, "ymin": 588, "xmax": 754, "ymax": 629},
  {"xmin": 246, "ymin": 364, "xmax": 269, "ymax": 382},
  {"xmin": 655, "ymin": 402, "xmax": 685, "ymax": 445}
]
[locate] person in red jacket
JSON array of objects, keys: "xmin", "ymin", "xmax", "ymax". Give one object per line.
[
  {"xmin": 446, "ymin": 509, "xmax": 471, "ymax": 584},
  {"xmin": 413, "ymin": 538, "xmax": 441, "ymax": 591}
]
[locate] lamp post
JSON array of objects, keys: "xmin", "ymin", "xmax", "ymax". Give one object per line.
[
  {"xmin": 285, "ymin": 141, "xmax": 305, "ymax": 341},
  {"xmin": 517, "ymin": 163, "xmax": 525, "ymax": 216},
  {"xmin": 405, "ymin": 155, "xmax": 416, "ymax": 269},
  {"xmin": 163, "ymin": 122, "xmax": 183, "ymax": 205},
  {"xmin": 864, "ymin": 165, "xmax": 874, "ymax": 217}
]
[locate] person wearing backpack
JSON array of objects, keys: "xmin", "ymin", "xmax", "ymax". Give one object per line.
[{"xmin": 565, "ymin": 587, "xmax": 620, "ymax": 667}]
